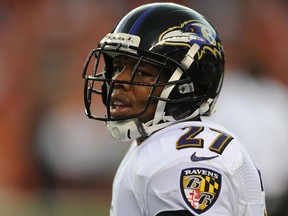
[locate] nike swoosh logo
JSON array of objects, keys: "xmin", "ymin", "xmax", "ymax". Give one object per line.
[{"xmin": 191, "ymin": 152, "xmax": 219, "ymax": 162}]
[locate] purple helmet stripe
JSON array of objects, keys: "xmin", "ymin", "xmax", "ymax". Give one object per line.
[{"xmin": 128, "ymin": 5, "xmax": 159, "ymax": 35}]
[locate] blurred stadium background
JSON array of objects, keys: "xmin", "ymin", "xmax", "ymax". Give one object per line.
[{"xmin": 0, "ymin": 0, "xmax": 287, "ymax": 215}]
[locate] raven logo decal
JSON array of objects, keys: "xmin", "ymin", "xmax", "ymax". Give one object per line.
[{"xmin": 159, "ymin": 20, "xmax": 223, "ymax": 60}]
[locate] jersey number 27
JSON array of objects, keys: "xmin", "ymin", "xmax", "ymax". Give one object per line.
[{"xmin": 176, "ymin": 126, "xmax": 234, "ymax": 155}]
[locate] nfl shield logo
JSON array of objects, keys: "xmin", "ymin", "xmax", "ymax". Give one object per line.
[{"xmin": 180, "ymin": 167, "xmax": 222, "ymax": 214}]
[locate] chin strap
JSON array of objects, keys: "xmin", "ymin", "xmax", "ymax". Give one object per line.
[{"xmin": 106, "ymin": 119, "xmax": 146, "ymax": 141}]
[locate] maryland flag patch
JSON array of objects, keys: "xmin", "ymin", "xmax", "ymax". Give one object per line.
[{"xmin": 180, "ymin": 167, "xmax": 221, "ymax": 214}]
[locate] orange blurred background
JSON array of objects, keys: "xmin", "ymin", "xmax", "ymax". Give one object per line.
[{"xmin": 0, "ymin": 0, "xmax": 287, "ymax": 215}]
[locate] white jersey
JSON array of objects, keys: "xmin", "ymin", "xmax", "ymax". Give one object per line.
[{"xmin": 110, "ymin": 121, "xmax": 267, "ymax": 216}]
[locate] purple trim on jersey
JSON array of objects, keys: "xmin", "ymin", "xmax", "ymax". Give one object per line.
[{"xmin": 129, "ymin": 5, "xmax": 158, "ymax": 34}]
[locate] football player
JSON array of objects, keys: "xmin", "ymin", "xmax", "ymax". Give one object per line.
[{"xmin": 82, "ymin": 2, "xmax": 267, "ymax": 215}]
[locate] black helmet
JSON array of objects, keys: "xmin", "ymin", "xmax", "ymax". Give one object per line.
[{"xmin": 82, "ymin": 2, "xmax": 225, "ymax": 141}]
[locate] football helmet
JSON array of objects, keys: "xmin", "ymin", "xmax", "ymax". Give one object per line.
[{"xmin": 82, "ymin": 3, "xmax": 225, "ymax": 141}]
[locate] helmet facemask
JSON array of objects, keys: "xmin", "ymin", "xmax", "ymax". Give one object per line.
[{"xmin": 82, "ymin": 36, "xmax": 204, "ymax": 140}]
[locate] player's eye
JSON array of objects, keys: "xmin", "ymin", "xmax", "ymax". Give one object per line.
[{"xmin": 136, "ymin": 70, "xmax": 151, "ymax": 77}]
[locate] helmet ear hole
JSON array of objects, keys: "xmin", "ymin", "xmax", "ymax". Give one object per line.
[
  {"xmin": 165, "ymin": 82, "xmax": 206, "ymax": 120},
  {"xmin": 167, "ymin": 102, "xmax": 195, "ymax": 120}
]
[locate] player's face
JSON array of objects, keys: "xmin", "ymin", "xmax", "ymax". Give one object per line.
[{"xmin": 109, "ymin": 55, "xmax": 165, "ymax": 123}]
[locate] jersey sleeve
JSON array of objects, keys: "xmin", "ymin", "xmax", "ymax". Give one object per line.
[{"xmin": 136, "ymin": 123, "xmax": 267, "ymax": 215}]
